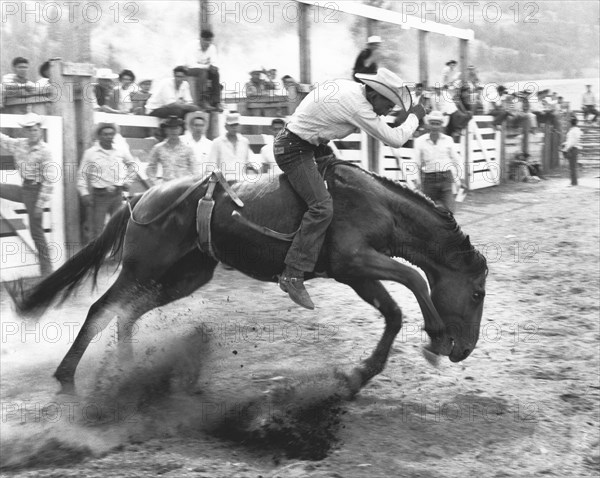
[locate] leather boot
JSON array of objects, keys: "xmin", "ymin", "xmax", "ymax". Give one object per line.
[{"xmin": 279, "ymin": 268, "xmax": 315, "ymax": 310}]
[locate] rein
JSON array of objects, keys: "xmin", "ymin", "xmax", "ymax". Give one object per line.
[{"xmin": 128, "ymin": 175, "xmax": 211, "ymax": 226}]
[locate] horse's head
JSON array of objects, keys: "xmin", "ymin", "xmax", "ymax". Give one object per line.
[
  {"xmin": 426, "ymin": 266, "xmax": 487, "ymax": 362},
  {"xmin": 420, "ymin": 234, "xmax": 488, "ymax": 363}
]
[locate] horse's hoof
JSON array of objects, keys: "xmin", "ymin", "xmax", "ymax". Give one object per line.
[
  {"xmin": 333, "ymin": 369, "xmax": 361, "ymax": 400},
  {"xmin": 56, "ymin": 382, "xmax": 77, "ymax": 396}
]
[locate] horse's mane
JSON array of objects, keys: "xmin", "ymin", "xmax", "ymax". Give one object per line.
[{"xmin": 319, "ymin": 156, "xmax": 488, "ymax": 275}]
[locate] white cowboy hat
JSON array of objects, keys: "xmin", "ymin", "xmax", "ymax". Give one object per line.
[
  {"xmin": 355, "ymin": 68, "xmax": 413, "ymax": 111},
  {"xmin": 95, "ymin": 68, "xmax": 118, "ymax": 80},
  {"xmin": 225, "ymin": 111, "xmax": 241, "ymax": 125},
  {"xmin": 424, "ymin": 110, "xmax": 449, "ymax": 127},
  {"xmin": 367, "ymin": 35, "xmax": 382, "ymax": 44},
  {"xmin": 18, "ymin": 113, "xmax": 43, "ymax": 128}
]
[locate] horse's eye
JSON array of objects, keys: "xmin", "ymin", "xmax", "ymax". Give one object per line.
[{"xmin": 472, "ymin": 291, "xmax": 485, "ymax": 302}]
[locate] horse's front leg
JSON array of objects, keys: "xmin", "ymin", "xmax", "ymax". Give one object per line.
[
  {"xmin": 338, "ymin": 279, "xmax": 404, "ymax": 396},
  {"xmin": 334, "ymin": 249, "xmax": 450, "ymax": 351}
]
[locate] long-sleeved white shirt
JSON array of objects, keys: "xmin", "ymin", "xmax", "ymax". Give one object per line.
[
  {"xmin": 413, "ymin": 132, "xmax": 461, "ymax": 176},
  {"xmin": 145, "ymin": 78, "xmax": 193, "ymax": 112},
  {"xmin": 564, "ymin": 126, "xmax": 582, "ymax": 150},
  {"xmin": 286, "ymin": 79, "xmax": 418, "ymax": 148},
  {"xmin": 77, "ymin": 144, "xmax": 134, "ymax": 196}
]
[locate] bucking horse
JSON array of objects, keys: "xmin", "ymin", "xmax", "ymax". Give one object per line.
[{"xmin": 9, "ymin": 154, "xmax": 488, "ymax": 396}]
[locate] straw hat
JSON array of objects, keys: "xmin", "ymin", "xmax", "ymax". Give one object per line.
[
  {"xmin": 355, "ymin": 68, "xmax": 413, "ymax": 111},
  {"xmin": 424, "ymin": 110, "xmax": 448, "ymax": 127},
  {"xmin": 367, "ymin": 35, "xmax": 382, "ymax": 44},
  {"xmin": 18, "ymin": 113, "xmax": 43, "ymax": 128},
  {"xmin": 95, "ymin": 68, "xmax": 118, "ymax": 80}
]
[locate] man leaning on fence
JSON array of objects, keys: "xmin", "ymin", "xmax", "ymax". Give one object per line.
[
  {"xmin": 77, "ymin": 123, "xmax": 135, "ymax": 241},
  {"xmin": 0, "ymin": 113, "xmax": 54, "ymax": 276}
]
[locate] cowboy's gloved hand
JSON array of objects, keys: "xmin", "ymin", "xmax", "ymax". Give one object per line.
[
  {"xmin": 393, "ymin": 109, "xmax": 410, "ymax": 126},
  {"xmin": 409, "ymin": 104, "xmax": 426, "ymax": 121}
]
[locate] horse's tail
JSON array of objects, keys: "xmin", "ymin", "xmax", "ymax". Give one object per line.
[{"xmin": 8, "ymin": 195, "xmax": 142, "ymax": 319}]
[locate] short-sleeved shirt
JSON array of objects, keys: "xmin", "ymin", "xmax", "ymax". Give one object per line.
[{"xmin": 146, "ymin": 140, "xmax": 196, "ymax": 181}]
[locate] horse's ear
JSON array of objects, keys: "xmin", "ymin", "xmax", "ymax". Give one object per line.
[{"xmin": 461, "ymin": 234, "xmax": 472, "ymax": 250}]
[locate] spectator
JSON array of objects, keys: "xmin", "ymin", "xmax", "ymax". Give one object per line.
[
  {"xmin": 131, "ymin": 79, "xmax": 153, "ymax": 115},
  {"xmin": 146, "ymin": 116, "xmax": 196, "ymax": 184},
  {"xmin": 260, "ymin": 118, "xmax": 285, "ymax": 174},
  {"xmin": 187, "ymin": 30, "xmax": 224, "ymax": 111},
  {"xmin": 36, "ymin": 60, "xmax": 51, "ymax": 88},
  {"xmin": 582, "ymin": 84, "xmax": 598, "ymax": 124},
  {"xmin": 0, "ymin": 113, "xmax": 54, "ymax": 276},
  {"xmin": 2, "ymin": 57, "xmax": 36, "ymax": 97},
  {"xmin": 563, "ymin": 116, "xmax": 582, "ymax": 186},
  {"xmin": 77, "ymin": 123, "xmax": 135, "ymax": 240},
  {"xmin": 465, "ymin": 65, "xmax": 481, "ymax": 89},
  {"xmin": 180, "ymin": 111, "xmax": 212, "ymax": 176},
  {"xmin": 92, "ymin": 68, "xmax": 121, "ymax": 113},
  {"xmin": 114, "ymin": 69, "xmax": 137, "ymax": 113},
  {"xmin": 208, "ymin": 111, "xmax": 257, "ymax": 181},
  {"xmin": 245, "ymin": 70, "xmax": 268, "ymax": 98},
  {"xmin": 352, "ymin": 35, "xmax": 382, "ymax": 81},
  {"xmin": 265, "ymin": 68, "xmax": 280, "ymax": 94},
  {"xmin": 441, "ymin": 60, "xmax": 460, "ymax": 88},
  {"xmin": 146, "ymin": 66, "xmax": 199, "ymax": 118},
  {"xmin": 413, "ymin": 110, "xmax": 464, "ymax": 213}
]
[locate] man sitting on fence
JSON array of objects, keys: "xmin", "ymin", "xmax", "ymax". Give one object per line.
[
  {"xmin": 2, "ymin": 57, "xmax": 37, "ymax": 98},
  {"xmin": 146, "ymin": 66, "xmax": 200, "ymax": 119},
  {"xmin": 582, "ymin": 85, "xmax": 598, "ymax": 124}
]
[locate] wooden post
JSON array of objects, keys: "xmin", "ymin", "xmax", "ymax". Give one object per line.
[
  {"xmin": 522, "ymin": 114, "xmax": 530, "ymax": 155},
  {"xmin": 542, "ymin": 122, "xmax": 551, "ymax": 173},
  {"xmin": 419, "ymin": 31, "xmax": 429, "ymax": 86},
  {"xmin": 459, "ymin": 39, "xmax": 468, "ymax": 83},
  {"xmin": 298, "ymin": 3, "xmax": 312, "ymax": 84},
  {"xmin": 48, "ymin": 60, "xmax": 94, "ymax": 253},
  {"xmin": 499, "ymin": 123, "xmax": 507, "ymax": 183},
  {"xmin": 464, "ymin": 121, "xmax": 470, "ymax": 190},
  {"xmin": 367, "ymin": 137, "xmax": 380, "ymax": 173},
  {"xmin": 199, "ymin": 0, "xmax": 212, "ymax": 37}
]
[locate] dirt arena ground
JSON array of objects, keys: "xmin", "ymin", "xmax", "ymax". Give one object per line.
[{"xmin": 1, "ymin": 167, "xmax": 599, "ymax": 478}]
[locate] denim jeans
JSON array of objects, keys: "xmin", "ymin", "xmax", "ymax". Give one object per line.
[
  {"xmin": 274, "ymin": 129, "xmax": 333, "ymax": 272},
  {"xmin": 566, "ymin": 148, "xmax": 578, "ymax": 186},
  {"xmin": 422, "ymin": 171, "xmax": 456, "ymax": 213},
  {"xmin": 0, "ymin": 182, "xmax": 53, "ymax": 276}
]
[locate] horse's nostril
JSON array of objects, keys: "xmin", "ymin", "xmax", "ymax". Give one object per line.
[{"xmin": 462, "ymin": 348, "xmax": 471, "ymax": 359}]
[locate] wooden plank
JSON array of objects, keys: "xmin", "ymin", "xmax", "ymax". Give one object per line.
[
  {"xmin": 298, "ymin": 2, "xmax": 312, "ymax": 84},
  {"xmin": 297, "ymin": 0, "xmax": 474, "ymax": 40}
]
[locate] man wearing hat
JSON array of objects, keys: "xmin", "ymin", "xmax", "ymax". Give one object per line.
[
  {"xmin": 92, "ymin": 68, "xmax": 121, "ymax": 113},
  {"xmin": 352, "ymin": 35, "xmax": 383, "ymax": 81},
  {"xmin": 0, "ymin": 113, "xmax": 54, "ymax": 276},
  {"xmin": 442, "ymin": 60, "xmax": 460, "ymax": 89},
  {"xmin": 147, "ymin": 116, "xmax": 196, "ymax": 184},
  {"xmin": 274, "ymin": 67, "xmax": 425, "ymax": 309},
  {"xmin": 245, "ymin": 70, "xmax": 268, "ymax": 98},
  {"xmin": 77, "ymin": 123, "xmax": 136, "ymax": 240},
  {"xmin": 208, "ymin": 112, "xmax": 256, "ymax": 180},
  {"xmin": 413, "ymin": 110, "xmax": 463, "ymax": 213}
]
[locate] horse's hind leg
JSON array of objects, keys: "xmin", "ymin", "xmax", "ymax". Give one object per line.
[
  {"xmin": 339, "ymin": 279, "xmax": 404, "ymax": 396},
  {"xmin": 55, "ymin": 249, "xmax": 218, "ymax": 394},
  {"xmin": 54, "ymin": 268, "xmax": 159, "ymax": 394},
  {"xmin": 115, "ymin": 249, "xmax": 219, "ymax": 361}
]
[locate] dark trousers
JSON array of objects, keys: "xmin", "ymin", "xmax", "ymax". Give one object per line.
[
  {"xmin": 0, "ymin": 182, "xmax": 53, "ymax": 276},
  {"xmin": 90, "ymin": 188, "xmax": 123, "ymax": 239},
  {"xmin": 422, "ymin": 171, "xmax": 456, "ymax": 213},
  {"xmin": 274, "ymin": 129, "xmax": 333, "ymax": 272},
  {"xmin": 149, "ymin": 103, "xmax": 200, "ymax": 119},
  {"xmin": 566, "ymin": 148, "xmax": 579, "ymax": 186},
  {"xmin": 188, "ymin": 66, "xmax": 221, "ymax": 106},
  {"xmin": 582, "ymin": 105, "xmax": 598, "ymax": 122}
]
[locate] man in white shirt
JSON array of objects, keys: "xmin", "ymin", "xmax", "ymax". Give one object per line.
[
  {"xmin": 187, "ymin": 30, "xmax": 223, "ymax": 112},
  {"xmin": 146, "ymin": 66, "xmax": 200, "ymax": 119},
  {"xmin": 181, "ymin": 111, "xmax": 213, "ymax": 176},
  {"xmin": 77, "ymin": 123, "xmax": 135, "ymax": 240},
  {"xmin": 563, "ymin": 117, "xmax": 583, "ymax": 186},
  {"xmin": 208, "ymin": 112, "xmax": 258, "ymax": 181},
  {"xmin": 274, "ymin": 67, "xmax": 425, "ymax": 310},
  {"xmin": 413, "ymin": 110, "xmax": 464, "ymax": 213}
]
